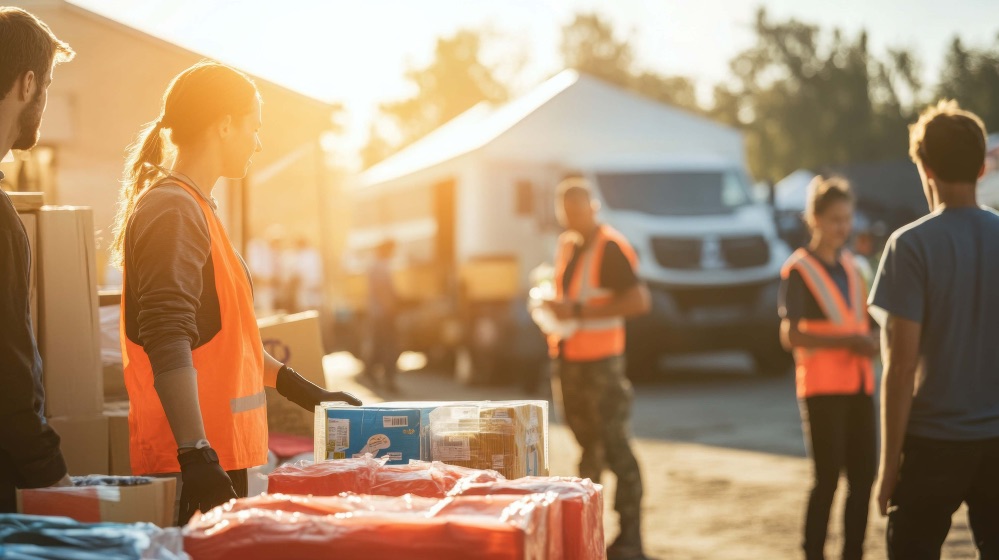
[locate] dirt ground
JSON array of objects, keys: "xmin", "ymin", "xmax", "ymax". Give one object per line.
[{"xmin": 323, "ymin": 352, "xmax": 977, "ymax": 559}]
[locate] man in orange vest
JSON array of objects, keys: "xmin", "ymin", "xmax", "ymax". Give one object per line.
[{"xmin": 544, "ymin": 177, "xmax": 651, "ymax": 560}]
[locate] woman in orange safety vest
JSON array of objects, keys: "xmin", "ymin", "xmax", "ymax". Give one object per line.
[
  {"xmin": 779, "ymin": 176, "xmax": 878, "ymax": 560},
  {"xmin": 111, "ymin": 61, "xmax": 360, "ymax": 525}
]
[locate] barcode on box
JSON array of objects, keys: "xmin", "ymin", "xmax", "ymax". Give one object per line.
[{"xmin": 383, "ymin": 416, "xmax": 409, "ymax": 428}]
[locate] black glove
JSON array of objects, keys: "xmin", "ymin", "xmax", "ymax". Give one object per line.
[
  {"xmin": 178, "ymin": 446, "xmax": 238, "ymax": 524},
  {"xmin": 277, "ymin": 365, "xmax": 362, "ymax": 410}
]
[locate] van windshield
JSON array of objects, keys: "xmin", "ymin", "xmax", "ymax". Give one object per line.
[{"xmin": 595, "ymin": 170, "xmax": 752, "ymax": 216}]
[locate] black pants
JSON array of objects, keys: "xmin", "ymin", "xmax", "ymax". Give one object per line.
[
  {"xmin": 887, "ymin": 435, "xmax": 999, "ymax": 559},
  {"xmin": 801, "ymin": 393, "xmax": 877, "ymax": 560}
]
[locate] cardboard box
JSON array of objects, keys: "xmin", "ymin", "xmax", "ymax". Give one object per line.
[
  {"xmin": 315, "ymin": 404, "xmax": 422, "ymax": 465},
  {"xmin": 18, "ymin": 477, "xmax": 176, "ymax": 527},
  {"xmin": 429, "ymin": 401, "xmax": 549, "ymax": 479},
  {"xmin": 37, "ymin": 207, "xmax": 103, "ymax": 417},
  {"xmin": 47, "ymin": 415, "xmax": 109, "ymax": 476},
  {"xmin": 16, "ymin": 211, "xmax": 38, "ymax": 338},
  {"xmin": 105, "ymin": 401, "xmax": 131, "ymax": 476},
  {"xmin": 258, "ymin": 311, "xmax": 326, "ymax": 437}
]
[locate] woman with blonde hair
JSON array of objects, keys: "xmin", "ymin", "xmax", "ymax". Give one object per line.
[
  {"xmin": 779, "ymin": 176, "xmax": 878, "ymax": 559},
  {"xmin": 113, "ymin": 60, "xmax": 360, "ymax": 524}
]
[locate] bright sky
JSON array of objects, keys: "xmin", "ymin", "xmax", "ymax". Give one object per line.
[{"xmin": 71, "ymin": 0, "xmax": 999, "ymax": 162}]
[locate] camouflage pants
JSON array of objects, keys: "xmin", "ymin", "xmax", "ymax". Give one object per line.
[{"xmin": 553, "ymin": 355, "xmax": 644, "ymax": 536}]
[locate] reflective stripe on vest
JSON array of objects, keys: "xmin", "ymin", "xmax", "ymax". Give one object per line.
[
  {"xmin": 781, "ymin": 248, "xmax": 874, "ymax": 398},
  {"xmin": 121, "ymin": 179, "xmax": 268, "ymax": 474},
  {"xmin": 548, "ymin": 225, "xmax": 638, "ymax": 362}
]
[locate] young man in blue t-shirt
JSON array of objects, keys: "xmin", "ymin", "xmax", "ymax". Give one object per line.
[{"xmin": 869, "ymin": 100, "xmax": 999, "ymax": 558}]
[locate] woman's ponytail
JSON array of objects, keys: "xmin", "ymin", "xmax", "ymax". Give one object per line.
[{"xmin": 110, "ymin": 119, "xmax": 166, "ymax": 268}]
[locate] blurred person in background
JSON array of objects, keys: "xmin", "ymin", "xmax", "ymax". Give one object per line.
[
  {"xmin": 111, "ymin": 60, "xmax": 360, "ymax": 524},
  {"xmin": 870, "ymin": 100, "xmax": 999, "ymax": 559},
  {"xmin": 245, "ymin": 225, "xmax": 284, "ymax": 315},
  {"xmin": 779, "ymin": 176, "xmax": 878, "ymax": 560},
  {"xmin": 291, "ymin": 237, "xmax": 323, "ymax": 312},
  {"xmin": 544, "ymin": 177, "xmax": 651, "ymax": 560},
  {"xmin": 365, "ymin": 238, "xmax": 400, "ymax": 393},
  {"xmin": 0, "ymin": 6, "xmax": 75, "ymax": 512}
]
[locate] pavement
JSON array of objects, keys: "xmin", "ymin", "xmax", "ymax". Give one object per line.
[{"xmin": 323, "ymin": 351, "xmax": 977, "ymax": 560}]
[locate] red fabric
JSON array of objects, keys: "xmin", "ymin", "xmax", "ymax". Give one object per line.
[
  {"xmin": 267, "ymin": 457, "xmax": 505, "ymax": 498},
  {"xmin": 17, "ymin": 487, "xmax": 102, "ymax": 523},
  {"xmin": 183, "ymin": 493, "xmax": 560, "ymax": 560},
  {"xmin": 452, "ymin": 477, "xmax": 606, "ymax": 560}
]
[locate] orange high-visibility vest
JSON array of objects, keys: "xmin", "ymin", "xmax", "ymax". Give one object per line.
[
  {"xmin": 121, "ymin": 179, "xmax": 269, "ymax": 474},
  {"xmin": 549, "ymin": 225, "xmax": 639, "ymax": 362},
  {"xmin": 781, "ymin": 248, "xmax": 874, "ymax": 399}
]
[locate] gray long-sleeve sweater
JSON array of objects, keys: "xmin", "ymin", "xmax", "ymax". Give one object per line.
[{"xmin": 123, "ymin": 183, "xmax": 249, "ymax": 374}]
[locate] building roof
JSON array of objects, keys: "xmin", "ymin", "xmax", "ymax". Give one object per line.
[
  {"xmin": 358, "ymin": 69, "xmax": 745, "ymax": 188},
  {"xmin": 52, "ymin": 0, "xmax": 334, "ymax": 112}
]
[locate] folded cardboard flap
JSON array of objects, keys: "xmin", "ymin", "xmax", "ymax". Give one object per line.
[{"xmin": 258, "ymin": 311, "xmax": 325, "ymax": 437}]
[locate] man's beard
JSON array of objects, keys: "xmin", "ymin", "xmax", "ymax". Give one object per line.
[{"xmin": 11, "ymin": 90, "xmax": 44, "ymax": 151}]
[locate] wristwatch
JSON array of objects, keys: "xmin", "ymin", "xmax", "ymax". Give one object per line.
[{"xmin": 178, "ymin": 440, "xmax": 219, "ymax": 467}]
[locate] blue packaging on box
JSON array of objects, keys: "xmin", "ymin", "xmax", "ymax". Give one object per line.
[{"xmin": 315, "ymin": 405, "xmax": 422, "ymax": 465}]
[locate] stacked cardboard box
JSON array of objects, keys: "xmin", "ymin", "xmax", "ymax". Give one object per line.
[
  {"xmin": 315, "ymin": 404, "xmax": 423, "ymax": 465},
  {"xmin": 429, "ymin": 401, "xmax": 549, "ymax": 479},
  {"xmin": 30, "ymin": 207, "xmax": 108, "ymax": 475},
  {"xmin": 104, "ymin": 401, "xmax": 131, "ymax": 476}
]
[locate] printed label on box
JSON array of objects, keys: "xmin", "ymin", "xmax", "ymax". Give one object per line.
[
  {"xmin": 385, "ymin": 452, "xmax": 403, "ymax": 462},
  {"xmin": 492, "ymin": 454, "xmax": 505, "ymax": 469},
  {"xmin": 328, "ymin": 419, "xmax": 350, "ymax": 451},
  {"xmin": 436, "ymin": 435, "xmax": 471, "ymax": 461},
  {"xmin": 383, "ymin": 416, "xmax": 409, "ymax": 428}
]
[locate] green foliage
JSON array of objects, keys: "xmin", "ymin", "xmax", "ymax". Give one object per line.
[
  {"xmin": 560, "ymin": 12, "xmax": 699, "ymax": 112},
  {"xmin": 361, "ymin": 30, "xmax": 509, "ymax": 169},
  {"xmin": 936, "ymin": 36, "xmax": 999, "ymax": 132}
]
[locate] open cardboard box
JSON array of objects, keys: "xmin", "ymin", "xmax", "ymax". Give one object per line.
[{"xmin": 17, "ymin": 476, "xmax": 175, "ymax": 527}]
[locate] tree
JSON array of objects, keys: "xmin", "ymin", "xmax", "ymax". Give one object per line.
[
  {"xmin": 560, "ymin": 12, "xmax": 700, "ymax": 112},
  {"xmin": 361, "ymin": 29, "xmax": 509, "ymax": 169},
  {"xmin": 714, "ymin": 9, "xmax": 924, "ymax": 181},
  {"xmin": 936, "ymin": 36, "xmax": 999, "ymax": 132}
]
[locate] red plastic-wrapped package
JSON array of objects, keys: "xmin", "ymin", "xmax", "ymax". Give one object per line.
[
  {"xmin": 451, "ymin": 477, "xmax": 606, "ymax": 560},
  {"xmin": 267, "ymin": 457, "xmax": 504, "ymax": 498},
  {"xmin": 183, "ymin": 492, "xmax": 561, "ymax": 560},
  {"xmin": 265, "ymin": 455, "xmax": 384, "ymax": 496}
]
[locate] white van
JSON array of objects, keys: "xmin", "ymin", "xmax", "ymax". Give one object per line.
[{"xmin": 579, "ymin": 155, "xmax": 793, "ymax": 376}]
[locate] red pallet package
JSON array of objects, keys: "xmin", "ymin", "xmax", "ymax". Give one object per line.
[
  {"xmin": 183, "ymin": 492, "xmax": 561, "ymax": 560},
  {"xmin": 266, "ymin": 455, "xmax": 384, "ymax": 496},
  {"xmin": 268, "ymin": 457, "xmax": 505, "ymax": 498},
  {"xmin": 451, "ymin": 476, "xmax": 606, "ymax": 560}
]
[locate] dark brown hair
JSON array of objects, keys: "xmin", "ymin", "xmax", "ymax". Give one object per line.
[
  {"xmin": 909, "ymin": 99, "xmax": 987, "ymax": 183},
  {"xmin": 0, "ymin": 7, "xmax": 74, "ymax": 98},
  {"xmin": 806, "ymin": 176, "xmax": 854, "ymax": 220},
  {"xmin": 110, "ymin": 60, "xmax": 258, "ymax": 267}
]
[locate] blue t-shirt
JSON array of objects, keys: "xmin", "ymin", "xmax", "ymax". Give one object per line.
[{"xmin": 869, "ymin": 206, "xmax": 999, "ymax": 441}]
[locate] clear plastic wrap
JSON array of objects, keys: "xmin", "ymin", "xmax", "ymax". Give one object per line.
[
  {"xmin": 451, "ymin": 477, "xmax": 606, "ymax": 560},
  {"xmin": 428, "ymin": 401, "xmax": 549, "ymax": 479},
  {"xmin": 183, "ymin": 492, "xmax": 561, "ymax": 560},
  {"xmin": 265, "ymin": 454, "xmax": 385, "ymax": 496},
  {"xmin": 267, "ymin": 456, "xmax": 504, "ymax": 498}
]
